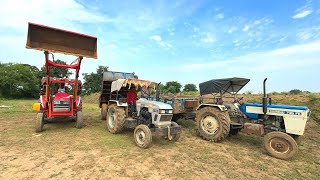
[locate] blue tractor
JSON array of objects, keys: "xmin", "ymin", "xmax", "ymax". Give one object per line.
[{"xmin": 149, "ymin": 78, "xmax": 310, "ymax": 160}]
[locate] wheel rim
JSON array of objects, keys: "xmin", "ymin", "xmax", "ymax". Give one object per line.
[
  {"xmin": 135, "ymin": 129, "xmax": 146, "ymax": 145},
  {"xmin": 200, "ymin": 115, "xmax": 219, "ymax": 135},
  {"xmin": 269, "ymin": 137, "xmax": 290, "ymax": 154},
  {"xmin": 108, "ymin": 109, "xmax": 116, "ymax": 129}
]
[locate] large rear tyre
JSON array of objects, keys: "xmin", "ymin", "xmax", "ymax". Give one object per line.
[
  {"xmin": 134, "ymin": 124, "xmax": 152, "ymax": 148},
  {"xmin": 263, "ymin": 131, "xmax": 298, "ymax": 160},
  {"xmin": 106, "ymin": 105, "xmax": 126, "ymax": 134},
  {"xmin": 35, "ymin": 113, "xmax": 44, "ymax": 133},
  {"xmin": 195, "ymin": 107, "xmax": 230, "ymax": 142},
  {"xmin": 101, "ymin": 103, "xmax": 108, "ymax": 120},
  {"xmin": 169, "ymin": 122, "xmax": 181, "ymax": 142},
  {"xmin": 76, "ymin": 111, "xmax": 83, "ymax": 129}
]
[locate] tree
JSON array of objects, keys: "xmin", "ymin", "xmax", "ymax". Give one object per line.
[
  {"xmin": 40, "ymin": 60, "xmax": 72, "ymax": 78},
  {"xmin": 158, "ymin": 83, "xmax": 166, "ymax": 94},
  {"xmin": 183, "ymin": 84, "xmax": 197, "ymax": 92},
  {"xmin": 82, "ymin": 66, "xmax": 109, "ymax": 94},
  {"xmin": 289, "ymin": 89, "xmax": 302, "ymax": 95},
  {"xmin": 164, "ymin": 81, "xmax": 182, "ymax": 94},
  {"xmin": 0, "ymin": 63, "xmax": 40, "ymax": 98}
]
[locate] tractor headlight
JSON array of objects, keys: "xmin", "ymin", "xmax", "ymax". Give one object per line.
[{"xmin": 158, "ymin": 109, "xmax": 172, "ymax": 114}]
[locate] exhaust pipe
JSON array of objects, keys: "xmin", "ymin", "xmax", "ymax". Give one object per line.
[{"xmin": 262, "ymin": 78, "xmax": 268, "ymax": 116}]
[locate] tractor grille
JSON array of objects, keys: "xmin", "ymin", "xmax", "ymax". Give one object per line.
[
  {"xmin": 160, "ymin": 114, "xmax": 172, "ymax": 122},
  {"xmin": 53, "ymin": 100, "xmax": 70, "ymax": 112}
]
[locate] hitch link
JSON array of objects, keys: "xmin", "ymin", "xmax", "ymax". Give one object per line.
[{"xmin": 167, "ymin": 126, "xmax": 173, "ymax": 140}]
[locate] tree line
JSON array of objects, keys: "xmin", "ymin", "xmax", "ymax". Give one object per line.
[
  {"xmin": 2, "ymin": 61, "xmax": 312, "ymax": 99},
  {"xmin": 0, "ymin": 62, "xmax": 198, "ymax": 98}
]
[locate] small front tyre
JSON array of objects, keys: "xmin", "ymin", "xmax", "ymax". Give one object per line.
[
  {"xmin": 263, "ymin": 131, "xmax": 298, "ymax": 160},
  {"xmin": 35, "ymin": 113, "xmax": 44, "ymax": 133},
  {"xmin": 76, "ymin": 111, "xmax": 83, "ymax": 129},
  {"xmin": 134, "ymin": 124, "xmax": 152, "ymax": 148}
]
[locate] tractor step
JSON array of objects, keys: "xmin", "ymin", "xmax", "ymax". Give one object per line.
[
  {"xmin": 124, "ymin": 117, "xmax": 138, "ymax": 129},
  {"xmin": 230, "ymin": 122, "xmax": 243, "ymax": 129}
]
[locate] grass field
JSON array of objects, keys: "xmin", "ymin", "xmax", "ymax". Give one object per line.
[{"xmin": 0, "ymin": 95, "xmax": 319, "ymax": 179}]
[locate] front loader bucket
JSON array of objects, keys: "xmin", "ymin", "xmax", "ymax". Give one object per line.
[{"xmin": 26, "ymin": 22, "xmax": 97, "ymax": 59}]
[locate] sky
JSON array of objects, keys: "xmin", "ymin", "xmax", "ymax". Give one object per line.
[{"xmin": 0, "ymin": 0, "xmax": 320, "ymax": 93}]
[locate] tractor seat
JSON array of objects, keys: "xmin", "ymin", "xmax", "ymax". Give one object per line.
[{"xmin": 119, "ymin": 98, "xmax": 127, "ymax": 103}]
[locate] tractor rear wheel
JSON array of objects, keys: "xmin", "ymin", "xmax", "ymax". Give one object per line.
[
  {"xmin": 134, "ymin": 124, "xmax": 152, "ymax": 148},
  {"xmin": 101, "ymin": 103, "xmax": 108, "ymax": 120},
  {"xmin": 76, "ymin": 111, "xmax": 83, "ymax": 129},
  {"xmin": 195, "ymin": 107, "xmax": 231, "ymax": 142},
  {"xmin": 35, "ymin": 113, "xmax": 44, "ymax": 133},
  {"xmin": 106, "ymin": 105, "xmax": 126, "ymax": 134},
  {"xmin": 263, "ymin": 131, "xmax": 298, "ymax": 160}
]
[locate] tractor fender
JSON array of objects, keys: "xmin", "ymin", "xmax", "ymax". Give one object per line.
[
  {"xmin": 196, "ymin": 104, "xmax": 228, "ymax": 112},
  {"xmin": 39, "ymin": 95, "xmax": 46, "ymax": 109},
  {"xmin": 75, "ymin": 96, "xmax": 82, "ymax": 110}
]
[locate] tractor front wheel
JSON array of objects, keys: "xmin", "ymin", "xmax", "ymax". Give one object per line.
[
  {"xmin": 134, "ymin": 124, "xmax": 152, "ymax": 148},
  {"xmin": 195, "ymin": 107, "xmax": 231, "ymax": 142},
  {"xmin": 35, "ymin": 113, "xmax": 44, "ymax": 133},
  {"xmin": 263, "ymin": 131, "xmax": 298, "ymax": 160},
  {"xmin": 106, "ymin": 105, "xmax": 126, "ymax": 133},
  {"xmin": 101, "ymin": 103, "xmax": 108, "ymax": 120},
  {"xmin": 76, "ymin": 111, "xmax": 83, "ymax": 129}
]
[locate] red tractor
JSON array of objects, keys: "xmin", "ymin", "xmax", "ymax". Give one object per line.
[{"xmin": 27, "ymin": 22, "xmax": 97, "ymax": 132}]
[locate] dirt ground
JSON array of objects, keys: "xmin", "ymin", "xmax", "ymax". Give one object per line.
[{"xmin": 0, "ymin": 99, "xmax": 320, "ymax": 180}]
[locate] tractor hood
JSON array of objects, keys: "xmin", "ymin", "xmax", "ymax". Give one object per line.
[
  {"xmin": 137, "ymin": 98, "xmax": 172, "ymax": 110},
  {"xmin": 54, "ymin": 92, "xmax": 70, "ymax": 101}
]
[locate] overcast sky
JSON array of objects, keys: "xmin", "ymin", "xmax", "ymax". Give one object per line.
[{"xmin": 0, "ymin": 0, "xmax": 320, "ymax": 93}]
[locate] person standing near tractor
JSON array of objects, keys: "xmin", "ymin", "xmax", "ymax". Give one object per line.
[{"xmin": 127, "ymin": 86, "xmax": 138, "ymax": 114}]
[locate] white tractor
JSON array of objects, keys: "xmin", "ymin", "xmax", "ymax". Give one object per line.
[{"xmin": 100, "ymin": 75, "xmax": 181, "ymax": 148}]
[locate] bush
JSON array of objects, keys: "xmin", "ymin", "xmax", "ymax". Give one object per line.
[
  {"xmin": 289, "ymin": 89, "xmax": 302, "ymax": 95},
  {"xmin": 245, "ymin": 91, "xmax": 252, "ymax": 95},
  {"xmin": 247, "ymin": 97, "xmax": 260, "ymax": 103},
  {"xmin": 308, "ymin": 94, "xmax": 318, "ymax": 104},
  {"xmin": 181, "ymin": 91, "xmax": 199, "ymax": 96}
]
